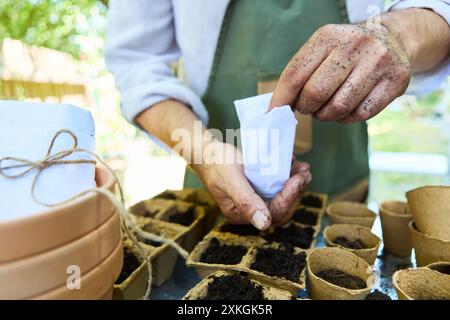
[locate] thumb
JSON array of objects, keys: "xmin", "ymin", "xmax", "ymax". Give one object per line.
[{"xmin": 230, "ymin": 180, "xmax": 272, "ymax": 231}]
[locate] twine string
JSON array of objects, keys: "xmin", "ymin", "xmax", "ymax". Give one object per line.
[{"xmin": 0, "ymin": 129, "xmax": 188, "ymax": 299}]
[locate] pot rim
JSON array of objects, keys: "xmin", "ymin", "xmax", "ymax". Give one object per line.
[
  {"xmin": 406, "ymin": 185, "xmax": 450, "ymax": 198},
  {"xmin": 327, "ymin": 202, "xmax": 376, "ymax": 219},
  {"xmin": 323, "ymin": 224, "xmax": 381, "ymax": 252},
  {"xmin": 0, "ymin": 166, "xmax": 115, "ymax": 228},
  {"xmin": 408, "ymin": 221, "xmax": 450, "ymax": 244},
  {"xmin": 379, "ymin": 200, "xmax": 412, "ymax": 219}
]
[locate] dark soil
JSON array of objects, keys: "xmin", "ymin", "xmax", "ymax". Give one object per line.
[
  {"xmin": 301, "ymin": 195, "xmax": 323, "ymax": 208},
  {"xmin": 292, "ymin": 208, "xmax": 318, "ymax": 225},
  {"xmin": 250, "ymin": 247, "xmax": 307, "ymax": 282},
  {"xmin": 200, "ymin": 238, "xmax": 247, "ymax": 265},
  {"xmin": 365, "ymin": 290, "xmax": 392, "ymax": 300},
  {"xmin": 203, "ymin": 274, "xmax": 266, "ymax": 300},
  {"xmin": 219, "ymin": 223, "xmax": 261, "ymax": 236},
  {"xmin": 263, "ymin": 224, "xmax": 315, "ymax": 249},
  {"xmin": 316, "ymin": 269, "xmax": 367, "ymax": 290},
  {"xmin": 167, "ymin": 205, "xmax": 196, "ymax": 226},
  {"xmin": 333, "ymin": 236, "xmax": 367, "ymax": 249},
  {"xmin": 116, "ymin": 247, "xmax": 141, "ymax": 284}
]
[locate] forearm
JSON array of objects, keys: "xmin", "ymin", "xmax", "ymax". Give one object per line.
[
  {"xmin": 136, "ymin": 100, "xmax": 213, "ymax": 175},
  {"xmin": 381, "ymin": 8, "xmax": 450, "ymax": 73}
]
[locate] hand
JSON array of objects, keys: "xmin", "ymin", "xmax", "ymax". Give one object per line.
[
  {"xmin": 270, "ymin": 22, "xmax": 411, "ymax": 123},
  {"xmin": 196, "ymin": 142, "xmax": 312, "ymax": 230}
]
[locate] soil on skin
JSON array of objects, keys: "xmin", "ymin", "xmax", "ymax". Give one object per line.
[
  {"xmin": 200, "ymin": 238, "xmax": 247, "ymax": 265},
  {"xmin": 292, "ymin": 208, "xmax": 318, "ymax": 225},
  {"xmin": 333, "ymin": 236, "xmax": 367, "ymax": 249},
  {"xmin": 219, "ymin": 223, "xmax": 261, "ymax": 236},
  {"xmin": 365, "ymin": 290, "xmax": 392, "ymax": 300},
  {"xmin": 301, "ymin": 195, "xmax": 323, "ymax": 208},
  {"xmin": 203, "ymin": 274, "xmax": 266, "ymax": 300},
  {"xmin": 168, "ymin": 206, "xmax": 196, "ymax": 226},
  {"xmin": 116, "ymin": 247, "xmax": 141, "ymax": 284},
  {"xmin": 263, "ymin": 224, "xmax": 315, "ymax": 249},
  {"xmin": 251, "ymin": 247, "xmax": 307, "ymax": 282},
  {"xmin": 316, "ymin": 269, "xmax": 367, "ymax": 290}
]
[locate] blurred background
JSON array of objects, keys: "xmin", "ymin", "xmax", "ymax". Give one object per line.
[{"xmin": 1, "ymin": 0, "xmax": 449, "ymax": 207}]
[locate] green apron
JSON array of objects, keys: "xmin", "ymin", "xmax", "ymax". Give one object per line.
[{"xmin": 184, "ymin": 0, "xmax": 369, "ymax": 198}]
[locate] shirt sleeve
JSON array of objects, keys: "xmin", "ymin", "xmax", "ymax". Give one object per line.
[
  {"xmin": 104, "ymin": 0, "xmax": 209, "ymax": 125},
  {"xmin": 388, "ymin": 0, "xmax": 450, "ymax": 96}
]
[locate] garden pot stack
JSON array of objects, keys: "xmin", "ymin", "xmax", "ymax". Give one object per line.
[
  {"xmin": 0, "ymin": 166, "xmax": 122, "ymax": 300},
  {"xmin": 406, "ymin": 186, "xmax": 450, "ymax": 266}
]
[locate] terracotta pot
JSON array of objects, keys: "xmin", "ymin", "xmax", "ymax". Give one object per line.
[
  {"xmin": 0, "ymin": 212, "xmax": 121, "ymax": 299},
  {"xmin": 393, "ymin": 268, "xmax": 450, "ymax": 300},
  {"xmin": 326, "ymin": 202, "xmax": 376, "ymax": 228},
  {"xmin": 409, "ymin": 222, "xmax": 450, "ymax": 267},
  {"xmin": 379, "ymin": 201, "xmax": 412, "ymax": 257},
  {"xmin": 31, "ymin": 241, "xmax": 123, "ymax": 300},
  {"xmin": 406, "ymin": 186, "xmax": 450, "ymax": 241},
  {"xmin": 324, "ymin": 224, "xmax": 381, "ymax": 265},
  {"xmin": 307, "ymin": 247, "xmax": 374, "ymax": 300},
  {"xmin": 0, "ymin": 166, "xmax": 116, "ymax": 263},
  {"xmin": 427, "ymin": 262, "xmax": 450, "ymax": 275}
]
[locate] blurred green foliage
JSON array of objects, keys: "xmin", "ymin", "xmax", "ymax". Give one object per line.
[{"xmin": 0, "ymin": 0, "xmax": 107, "ymax": 59}]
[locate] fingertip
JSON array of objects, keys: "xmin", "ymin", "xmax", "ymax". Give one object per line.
[{"xmin": 250, "ymin": 209, "xmax": 271, "ymax": 231}]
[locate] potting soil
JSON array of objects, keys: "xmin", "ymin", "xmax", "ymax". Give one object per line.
[
  {"xmin": 263, "ymin": 224, "xmax": 314, "ymax": 249},
  {"xmin": 316, "ymin": 269, "xmax": 366, "ymax": 290},
  {"xmin": 116, "ymin": 247, "xmax": 141, "ymax": 284},
  {"xmin": 365, "ymin": 290, "xmax": 392, "ymax": 300},
  {"xmin": 168, "ymin": 206, "xmax": 196, "ymax": 226},
  {"xmin": 200, "ymin": 237, "xmax": 247, "ymax": 265},
  {"xmin": 219, "ymin": 223, "xmax": 261, "ymax": 236},
  {"xmin": 301, "ymin": 195, "xmax": 323, "ymax": 208},
  {"xmin": 333, "ymin": 236, "xmax": 367, "ymax": 249},
  {"xmin": 203, "ymin": 274, "xmax": 266, "ymax": 300},
  {"xmin": 292, "ymin": 207, "xmax": 318, "ymax": 225}
]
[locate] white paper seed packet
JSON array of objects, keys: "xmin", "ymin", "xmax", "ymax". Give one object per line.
[
  {"xmin": 0, "ymin": 101, "xmax": 95, "ymax": 221},
  {"xmin": 235, "ymin": 93, "xmax": 297, "ymax": 199}
]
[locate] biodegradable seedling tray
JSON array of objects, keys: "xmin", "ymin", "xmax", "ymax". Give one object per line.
[
  {"xmin": 393, "ymin": 267, "xmax": 450, "ymax": 300},
  {"xmin": 324, "ymin": 224, "xmax": 381, "ymax": 265},
  {"xmin": 183, "ymin": 271, "xmax": 293, "ymax": 300},
  {"xmin": 113, "ymin": 241, "xmax": 148, "ymax": 300},
  {"xmin": 186, "ymin": 233, "xmax": 308, "ymax": 294}
]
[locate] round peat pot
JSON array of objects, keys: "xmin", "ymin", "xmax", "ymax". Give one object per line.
[
  {"xmin": 307, "ymin": 247, "xmax": 374, "ymax": 300},
  {"xmin": 0, "ymin": 212, "xmax": 121, "ymax": 299},
  {"xmin": 326, "ymin": 202, "xmax": 376, "ymax": 228},
  {"xmin": 406, "ymin": 186, "xmax": 450, "ymax": 241},
  {"xmin": 32, "ymin": 240, "xmax": 123, "ymax": 300},
  {"xmin": 0, "ymin": 166, "xmax": 116, "ymax": 263},
  {"xmin": 393, "ymin": 268, "xmax": 450, "ymax": 300},
  {"xmin": 427, "ymin": 262, "xmax": 450, "ymax": 275},
  {"xmin": 409, "ymin": 222, "xmax": 450, "ymax": 267},
  {"xmin": 379, "ymin": 201, "xmax": 412, "ymax": 257},
  {"xmin": 324, "ymin": 224, "xmax": 381, "ymax": 265}
]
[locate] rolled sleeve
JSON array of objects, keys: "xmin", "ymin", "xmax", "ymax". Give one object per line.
[
  {"xmin": 105, "ymin": 0, "xmax": 209, "ymax": 125},
  {"xmin": 388, "ymin": 0, "xmax": 450, "ymax": 95}
]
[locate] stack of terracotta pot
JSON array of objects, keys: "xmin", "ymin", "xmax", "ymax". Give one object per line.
[
  {"xmin": 406, "ymin": 186, "xmax": 450, "ymax": 267},
  {"xmin": 0, "ymin": 167, "xmax": 122, "ymax": 300}
]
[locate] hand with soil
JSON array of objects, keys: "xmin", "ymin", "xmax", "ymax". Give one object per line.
[
  {"xmin": 270, "ymin": 8, "xmax": 450, "ymax": 123},
  {"xmin": 197, "ymin": 143, "xmax": 312, "ymax": 230}
]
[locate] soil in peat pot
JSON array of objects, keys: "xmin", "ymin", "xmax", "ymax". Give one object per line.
[
  {"xmin": 251, "ymin": 247, "xmax": 307, "ymax": 282},
  {"xmin": 292, "ymin": 208, "xmax": 318, "ymax": 226},
  {"xmin": 167, "ymin": 206, "xmax": 196, "ymax": 226},
  {"xmin": 365, "ymin": 290, "xmax": 392, "ymax": 300},
  {"xmin": 219, "ymin": 223, "xmax": 261, "ymax": 236},
  {"xmin": 116, "ymin": 247, "xmax": 141, "ymax": 284},
  {"xmin": 263, "ymin": 224, "xmax": 315, "ymax": 249},
  {"xmin": 200, "ymin": 238, "xmax": 247, "ymax": 265},
  {"xmin": 316, "ymin": 269, "xmax": 367, "ymax": 290},
  {"xmin": 203, "ymin": 274, "xmax": 266, "ymax": 300},
  {"xmin": 301, "ymin": 195, "xmax": 323, "ymax": 208},
  {"xmin": 333, "ymin": 236, "xmax": 367, "ymax": 250}
]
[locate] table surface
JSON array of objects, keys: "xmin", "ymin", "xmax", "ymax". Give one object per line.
[{"xmin": 150, "ymin": 215, "xmax": 415, "ymax": 300}]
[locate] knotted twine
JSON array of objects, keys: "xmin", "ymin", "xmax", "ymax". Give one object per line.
[{"xmin": 0, "ymin": 129, "xmax": 188, "ymax": 300}]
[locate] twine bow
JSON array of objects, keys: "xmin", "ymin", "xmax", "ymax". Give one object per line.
[{"xmin": 0, "ymin": 129, "xmax": 188, "ymax": 299}]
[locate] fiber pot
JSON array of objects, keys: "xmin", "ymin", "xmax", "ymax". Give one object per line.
[
  {"xmin": 379, "ymin": 201, "xmax": 412, "ymax": 257},
  {"xmin": 0, "ymin": 212, "xmax": 121, "ymax": 299},
  {"xmin": 393, "ymin": 268, "xmax": 450, "ymax": 300},
  {"xmin": 409, "ymin": 221, "xmax": 450, "ymax": 267},
  {"xmin": 307, "ymin": 247, "xmax": 374, "ymax": 300},
  {"xmin": 0, "ymin": 166, "xmax": 116, "ymax": 263},
  {"xmin": 326, "ymin": 202, "xmax": 376, "ymax": 228},
  {"xmin": 323, "ymin": 224, "xmax": 381, "ymax": 265},
  {"xmin": 406, "ymin": 186, "xmax": 450, "ymax": 241}
]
